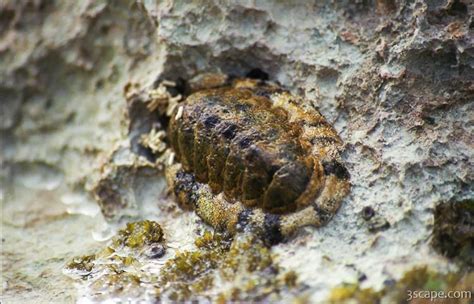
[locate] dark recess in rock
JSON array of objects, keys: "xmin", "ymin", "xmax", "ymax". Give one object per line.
[{"xmin": 431, "ymin": 199, "xmax": 474, "ymax": 267}]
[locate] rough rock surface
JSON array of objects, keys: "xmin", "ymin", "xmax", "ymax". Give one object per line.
[{"xmin": 1, "ymin": 0, "xmax": 473, "ymax": 302}]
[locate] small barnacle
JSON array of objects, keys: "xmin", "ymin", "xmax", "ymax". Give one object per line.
[
  {"xmin": 175, "ymin": 105, "xmax": 184, "ymax": 120},
  {"xmin": 167, "ymin": 152, "xmax": 175, "ymax": 166},
  {"xmin": 162, "ymin": 74, "xmax": 350, "ymax": 244},
  {"xmin": 139, "ymin": 128, "xmax": 167, "ymax": 154},
  {"xmin": 124, "ymin": 81, "xmax": 141, "ymax": 100},
  {"xmin": 147, "ymin": 80, "xmax": 182, "ymax": 113}
]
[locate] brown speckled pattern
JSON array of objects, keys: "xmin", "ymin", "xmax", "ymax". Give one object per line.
[{"xmin": 166, "ymin": 78, "xmax": 350, "ymax": 244}]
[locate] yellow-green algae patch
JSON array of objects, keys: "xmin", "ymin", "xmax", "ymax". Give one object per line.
[
  {"xmin": 64, "ymin": 220, "xmax": 165, "ymax": 300},
  {"xmin": 113, "ymin": 219, "xmax": 164, "ymax": 248},
  {"xmin": 65, "ymin": 220, "xmax": 165, "ymax": 273},
  {"xmin": 66, "ymin": 254, "xmax": 96, "ymax": 274},
  {"xmin": 329, "ymin": 266, "xmax": 473, "ymax": 303},
  {"xmin": 158, "ymin": 230, "xmax": 301, "ymax": 302},
  {"xmin": 64, "ymin": 222, "xmax": 303, "ymax": 302}
]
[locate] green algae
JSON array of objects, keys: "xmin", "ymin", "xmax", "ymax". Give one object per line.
[
  {"xmin": 65, "ymin": 254, "xmax": 96, "ymax": 274},
  {"xmin": 329, "ymin": 284, "xmax": 381, "ymax": 304},
  {"xmin": 113, "ymin": 219, "xmax": 164, "ymax": 249},
  {"xmin": 90, "ymin": 272, "xmax": 143, "ymax": 296},
  {"xmin": 328, "ymin": 266, "xmax": 473, "ymax": 303},
  {"xmin": 65, "ymin": 221, "xmax": 301, "ymax": 302},
  {"xmin": 64, "ymin": 220, "xmax": 165, "ymax": 301},
  {"xmin": 157, "ymin": 231, "xmax": 300, "ymax": 301},
  {"xmin": 329, "ymin": 199, "xmax": 474, "ymax": 303}
]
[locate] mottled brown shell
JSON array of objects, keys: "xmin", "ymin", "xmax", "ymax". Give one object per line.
[{"xmin": 168, "ymin": 86, "xmax": 323, "ymax": 214}]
